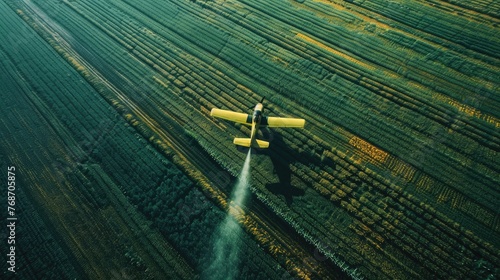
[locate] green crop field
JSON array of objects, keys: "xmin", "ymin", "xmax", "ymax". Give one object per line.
[{"xmin": 1, "ymin": 0, "xmax": 498, "ymax": 279}]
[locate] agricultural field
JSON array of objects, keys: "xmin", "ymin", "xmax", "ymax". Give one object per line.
[{"xmin": 0, "ymin": 0, "xmax": 498, "ymax": 279}]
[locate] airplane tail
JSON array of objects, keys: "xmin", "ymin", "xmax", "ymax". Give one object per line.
[{"xmin": 233, "ymin": 138, "xmax": 269, "ymax": 149}]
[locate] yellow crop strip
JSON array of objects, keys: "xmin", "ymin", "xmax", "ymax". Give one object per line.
[
  {"xmin": 349, "ymin": 136, "xmax": 389, "ymax": 162},
  {"xmin": 296, "ymin": 32, "xmax": 377, "ymax": 72},
  {"xmin": 309, "ymin": 0, "xmax": 392, "ymax": 31}
]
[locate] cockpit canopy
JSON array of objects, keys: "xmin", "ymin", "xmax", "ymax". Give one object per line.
[{"xmin": 253, "ymin": 110, "xmax": 262, "ymax": 123}]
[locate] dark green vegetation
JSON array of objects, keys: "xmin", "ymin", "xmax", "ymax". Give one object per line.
[{"xmin": 0, "ymin": 0, "xmax": 498, "ymax": 279}]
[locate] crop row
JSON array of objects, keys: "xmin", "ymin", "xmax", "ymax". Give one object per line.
[{"xmin": 347, "ymin": 0, "xmax": 500, "ymax": 58}]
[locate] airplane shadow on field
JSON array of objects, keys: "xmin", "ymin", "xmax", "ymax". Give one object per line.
[{"xmin": 237, "ymin": 128, "xmax": 305, "ymax": 205}]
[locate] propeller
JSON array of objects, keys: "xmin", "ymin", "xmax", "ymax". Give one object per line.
[{"xmin": 249, "ymin": 97, "xmax": 266, "ymax": 110}]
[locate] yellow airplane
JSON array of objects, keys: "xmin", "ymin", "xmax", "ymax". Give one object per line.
[{"xmin": 210, "ymin": 97, "xmax": 305, "ymax": 148}]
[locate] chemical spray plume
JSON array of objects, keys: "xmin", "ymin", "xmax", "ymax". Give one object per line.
[{"xmin": 205, "ymin": 149, "xmax": 252, "ymax": 280}]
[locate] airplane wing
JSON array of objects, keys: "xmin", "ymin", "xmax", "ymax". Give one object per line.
[
  {"xmin": 262, "ymin": 116, "xmax": 305, "ymax": 128},
  {"xmin": 211, "ymin": 108, "xmax": 252, "ymax": 125}
]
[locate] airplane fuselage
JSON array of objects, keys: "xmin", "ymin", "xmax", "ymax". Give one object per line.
[{"xmin": 250, "ymin": 102, "xmax": 263, "ymax": 145}]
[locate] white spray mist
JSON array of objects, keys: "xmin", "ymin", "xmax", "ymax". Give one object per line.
[{"xmin": 205, "ymin": 149, "xmax": 252, "ymax": 280}]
